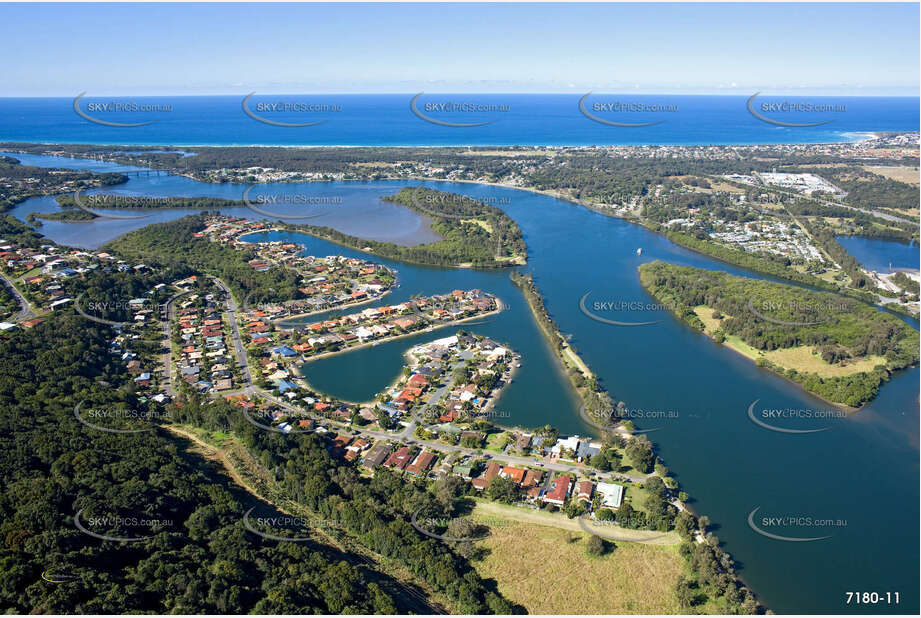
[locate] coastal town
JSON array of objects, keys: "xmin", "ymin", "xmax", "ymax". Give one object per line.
[{"xmin": 0, "ymin": 133, "xmax": 914, "ymax": 616}]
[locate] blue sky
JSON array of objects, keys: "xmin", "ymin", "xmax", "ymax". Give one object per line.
[{"xmin": 2, "ymin": 2, "xmax": 918, "ymax": 96}]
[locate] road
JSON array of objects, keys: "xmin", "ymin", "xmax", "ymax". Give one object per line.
[
  {"xmin": 165, "ymin": 278, "xmax": 651, "ymax": 485},
  {"xmin": 733, "ymin": 175, "xmax": 915, "ymax": 225},
  {"xmin": 211, "ymin": 277, "xmax": 254, "ymax": 389},
  {"xmin": 159, "ymin": 289, "xmax": 195, "ymax": 399},
  {"xmin": 0, "ymin": 272, "xmax": 35, "ymax": 322}
]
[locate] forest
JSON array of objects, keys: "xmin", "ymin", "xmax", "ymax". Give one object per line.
[
  {"xmin": 0, "ymin": 314, "xmax": 426, "ymax": 614},
  {"xmin": 105, "ymin": 215, "xmax": 303, "ymax": 305}
]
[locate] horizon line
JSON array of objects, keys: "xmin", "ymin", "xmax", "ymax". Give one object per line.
[{"xmin": 1, "ymin": 92, "xmax": 919, "ymax": 99}]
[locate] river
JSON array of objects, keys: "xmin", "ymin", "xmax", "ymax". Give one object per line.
[{"xmin": 5, "ymin": 152, "xmax": 919, "ymax": 614}]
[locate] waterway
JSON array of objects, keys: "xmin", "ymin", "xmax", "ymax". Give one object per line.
[
  {"xmin": 6, "ymin": 152, "xmax": 919, "ymax": 614},
  {"xmin": 836, "ymin": 235, "xmax": 920, "ymax": 273}
]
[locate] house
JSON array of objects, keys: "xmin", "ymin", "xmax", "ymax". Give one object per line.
[
  {"xmin": 576, "ymin": 480, "xmax": 594, "ymax": 501},
  {"xmin": 499, "ymin": 466, "xmax": 526, "ymax": 485},
  {"xmin": 596, "ymin": 482, "xmax": 625, "ymax": 509},
  {"xmin": 406, "ymin": 451, "xmax": 436, "ymax": 476},
  {"xmin": 271, "ymin": 345, "xmax": 298, "ymax": 358},
  {"xmin": 522, "ymin": 469, "xmax": 543, "ymax": 488},
  {"xmin": 576, "ymin": 440, "xmax": 602, "ymax": 461},
  {"xmin": 277, "ymin": 379, "xmax": 298, "ymax": 394},
  {"xmin": 408, "ymin": 373, "xmax": 429, "ymax": 387},
  {"xmin": 515, "ymin": 433, "xmax": 533, "ymax": 451},
  {"xmin": 358, "ymin": 407, "xmax": 377, "ymax": 422},
  {"xmin": 49, "ymin": 298, "xmax": 73, "ymax": 311},
  {"xmin": 542, "ymin": 475, "xmax": 573, "ymax": 505},
  {"xmin": 472, "ymin": 461, "xmax": 502, "ymax": 490},
  {"xmin": 383, "ymin": 446, "xmax": 413, "ymax": 470},
  {"xmin": 452, "ymin": 463, "xmax": 474, "ymax": 480}
]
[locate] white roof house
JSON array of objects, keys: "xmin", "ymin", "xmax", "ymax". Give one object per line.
[{"xmin": 596, "ymin": 482, "xmax": 625, "ymax": 509}]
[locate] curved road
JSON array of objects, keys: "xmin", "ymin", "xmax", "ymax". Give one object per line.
[{"xmin": 0, "ymin": 272, "xmax": 35, "ymax": 322}]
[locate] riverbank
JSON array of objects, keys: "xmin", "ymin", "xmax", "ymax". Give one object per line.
[
  {"xmin": 509, "ymin": 270, "xmax": 610, "ymax": 411},
  {"xmin": 638, "ymin": 260, "xmax": 919, "ymax": 408},
  {"xmin": 296, "ymin": 302, "xmax": 504, "ymax": 368}
]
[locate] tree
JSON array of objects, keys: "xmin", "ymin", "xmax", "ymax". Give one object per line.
[
  {"xmin": 486, "ymin": 475, "xmax": 519, "ymax": 504},
  {"xmin": 590, "ymin": 451, "xmax": 610, "ymax": 471},
  {"xmin": 585, "ymin": 534, "xmax": 607, "ymax": 556},
  {"xmin": 625, "ymin": 436, "xmax": 655, "ymax": 473},
  {"xmin": 645, "ymin": 475, "xmax": 666, "ymax": 498},
  {"xmin": 675, "ymin": 577, "xmax": 699, "ymax": 608},
  {"xmin": 596, "ymin": 508, "xmax": 615, "ymax": 521},
  {"xmin": 698, "ymin": 514, "xmax": 711, "ymax": 534},
  {"xmin": 675, "ymin": 510, "xmax": 696, "ymax": 540},
  {"xmin": 562, "ymin": 498, "xmax": 587, "ymax": 519}
]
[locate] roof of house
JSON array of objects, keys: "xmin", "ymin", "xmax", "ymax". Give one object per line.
[
  {"xmin": 542, "ymin": 475, "xmax": 572, "ymax": 503},
  {"xmin": 500, "ymin": 466, "xmax": 526, "ymax": 485},
  {"xmin": 522, "ymin": 469, "xmax": 543, "ymax": 488},
  {"xmin": 596, "ymin": 482, "xmax": 625, "ymax": 508},
  {"xmin": 383, "ymin": 446, "xmax": 413, "ymax": 470},
  {"xmin": 406, "ymin": 451, "xmax": 436, "ymax": 475}
]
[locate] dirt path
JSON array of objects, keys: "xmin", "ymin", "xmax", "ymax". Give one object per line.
[{"xmin": 473, "ymin": 500, "xmax": 680, "ymax": 545}]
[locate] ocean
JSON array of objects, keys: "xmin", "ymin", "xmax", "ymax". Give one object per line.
[{"xmin": 0, "ymin": 94, "xmax": 917, "ymax": 147}]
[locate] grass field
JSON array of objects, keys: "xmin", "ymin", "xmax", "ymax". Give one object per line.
[
  {"xmin": 471, "ymin": 515, "xmax": 685, "ymax": 614},
  {"xmin": 484, "ymin": 431, "xmax": 510, "ymax": 452},
  {"xmin": 862, "ymin": 165, "xmax": 920, "ymax": 185},
  {"xmin": 692, "ymin": 306, "xmax": 887, "ymax": 377},
  {"xmin": 762, "ymin": 345, "xmax": 887, "ymax": 377}
]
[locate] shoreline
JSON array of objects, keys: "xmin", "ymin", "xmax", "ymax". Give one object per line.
[
  {"xmin": 636, "ymin": 272, "xmax": 915, "ymax": 411},
  {"xmin": 1, "ymin": 128, "xmax": 902, "ymax": 150},
  {"xmin": 296, "ymin": 302, "xmax": 504, "ymax": 368}
]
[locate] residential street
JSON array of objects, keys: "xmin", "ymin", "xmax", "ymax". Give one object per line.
[{"xmin": 0, "ymin": 272, "xmax": 35, "ymax": 322}]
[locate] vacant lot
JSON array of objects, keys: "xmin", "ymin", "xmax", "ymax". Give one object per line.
[
  {"xmin": 862, "ymin": 165, "xmax": 920, "ymax": 185},
  {"xmin": 472, "ymin": 517, "xmax": 685, "ymax": 614}
]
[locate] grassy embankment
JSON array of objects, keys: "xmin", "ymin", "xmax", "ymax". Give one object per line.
[{"xmin": 508, "ymin": 271, "xmax": 614, "ymax": 422}]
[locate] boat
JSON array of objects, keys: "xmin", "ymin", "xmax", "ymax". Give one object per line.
[{"xmin": 636, "ymin": 248, "xmax": 643, "ymax": 255}]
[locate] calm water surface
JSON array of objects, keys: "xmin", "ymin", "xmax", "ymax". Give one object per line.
[{"xmin": 836, "ymin": 235, "xmax": 920, "ymax": 273}]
